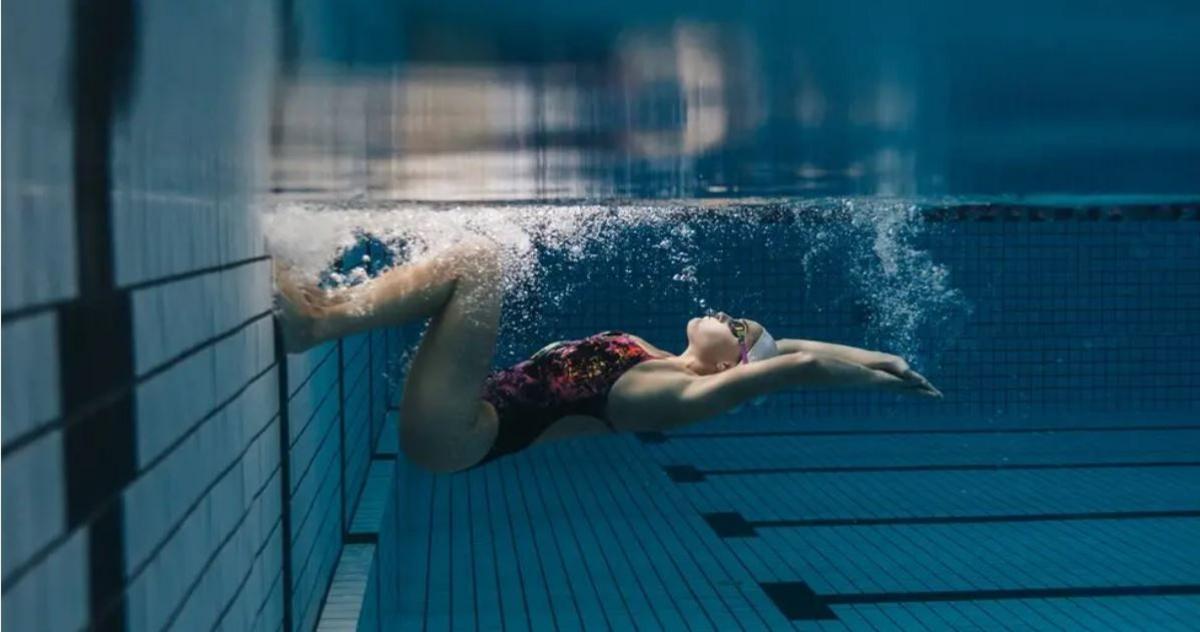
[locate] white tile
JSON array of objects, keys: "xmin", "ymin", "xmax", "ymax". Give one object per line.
[
  {"xmin": 251, "ymin": 544, "xmax": 285, "ymax": 632},
  {"xmin": 218, "ymin": 326, "xmax": 252, "ymax": 402},
  {"xmin": 128, "ymin": 552, "xmax": 169, "ymax": 632},
  {"xmin": 122, "ymin": 470, "xmax": 163, "ymax": 575},
  {"xmin": 0, "ymin": 0, "xmax": 77, "ymax": 310},
  {"xmin": 1, "ymin": 431, "xmax": 66, "ymax": 578},
  {"xmin": 0, "ymin": 527, "xmax": 88, "ymax": 632},
  {"xmin": 135, "ymin": 345, "xmax": 216, "ymax": 467},
  {"xmin": 132, "ymin": 273, "xmax": 218, "ymax": 375},
  {"xmin": 286, "ymin": 341, "xmax": 337, "ymax": 397},
  {"xmin": 244, "ymin": 417, "xmax": 277, "ymax": 503},
  {"xmin": 110, "ymin": 2, "xmax": 274, "ymax": 288},
  {"xmin": 1, "ymin": 313, "xmax": 61, "ymax": 444},
  {"xmin": 127, "ymin": 359, "xmax": 280, "ymax": 572}
]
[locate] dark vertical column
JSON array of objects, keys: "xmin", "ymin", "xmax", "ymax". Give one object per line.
[
  {"xmin": 366, "ymin": 240, "xmax": 379, "ymax": 446},
  {"xmin": 63, "ymin": 1, "xmax": 139, "ymax": 630},
  {"xmin": 272, "ymin": 2, "xmax": 299, "ymax": 628},
  {"xmin": 273, "ymin": 327, "xmax": 296, "ymax": 632},
  {"xmin": 338, "ymin": 340, "xmax": 348, "ymax": 534}
]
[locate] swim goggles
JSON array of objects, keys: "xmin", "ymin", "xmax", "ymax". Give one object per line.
[{"xmin": 710, "ymin": 311, "xmax": 751, "ymax": 364}]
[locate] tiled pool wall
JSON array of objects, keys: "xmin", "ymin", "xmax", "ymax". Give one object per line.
[
  {"xmin": 487, "ymin": 203, "xmax": 1200, "ymax": 431},
  {"xmin": 1, "ymin": 3, "xmax": 400, "ymax": 631}
]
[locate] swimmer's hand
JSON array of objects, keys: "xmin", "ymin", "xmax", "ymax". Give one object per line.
[
  {"xmin": 866, "ymin": 354, "xmax": 942, "ymax": 398},
  {"xmin": 274, "ymin": 260, "xmax": 335, "ymax": 353}
]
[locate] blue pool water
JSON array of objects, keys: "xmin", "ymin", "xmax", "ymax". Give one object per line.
[
  {"xmin": 297, "ymin": 197, "xmax": 1200, "ymax": 630},
  {"xmin": 4, "ymin": 1, "xmax": 1200, "ymax": 630}
]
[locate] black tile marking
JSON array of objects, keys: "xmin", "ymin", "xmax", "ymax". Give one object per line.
[
  {"xmin": 663, "ymin": 464, "xmax": 706, "ymax": 483},
  {"xmin": 666, "ymin": 460, "xmax": 1200, "ymax": 480},
  {"xmin": 762, "ymin": 581, "xmax": 1200, "ymax": 621},
  {"xmin": 344, "ymin": 532, "xmax": 378, "ymax": 545},
  {"xmin": 57, "ymin": 295, "xmax": 134, "ymax": 409},
  {"xmin": 702, "ymin": 512, "xmax": 758, "ymax": 538},
  {"xmin": 760, "ymin": 582, "xmax": 837, "ymax": 621},
  {"xmin": 706, "ymin": 509, "xmax": 1200, "ymax": 537},
  {"xmin": 63, "ymin": 0, "xmax": 138, "ymax": 626},
  {"xmin": 651, "ymin": 424, "xmax": 1200, "ymax": 441},
  {"xmin": 635, "ymin": 431, "xmax": 669, "ymax": 444},
  {"xmin": 62, "ymin": 382, "xmax": 136, "ymax": 529},
  {"xmin": 86, "ymin": 502, "xmax": 127, "ymax": 630}
]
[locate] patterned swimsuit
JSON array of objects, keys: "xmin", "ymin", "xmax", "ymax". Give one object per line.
[{"xmin": 475, "ymin": 331, "xmax": 659, "ymax": 465}]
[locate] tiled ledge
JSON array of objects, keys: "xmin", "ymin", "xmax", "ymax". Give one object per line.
[{"xmin": 315, "ymin": 418, "xmax": 397, "ymax": 631}]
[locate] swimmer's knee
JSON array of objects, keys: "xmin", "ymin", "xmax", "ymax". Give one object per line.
[
  {"xmin": 399, "ymin": 405, "xmax": 495, "ymax": 473},
  {"xmin": 456, "ymin": 235, "xmax": 500, "ymax": 262}
]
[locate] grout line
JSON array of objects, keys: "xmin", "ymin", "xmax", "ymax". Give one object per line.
[
  {"xmin": 665, "ymin": 460, "xmax": 1200, "ymax": 482},
  {"xmin": 643, "ymin": 424, "xmax": 1200, "ymax": 442},
  {"xmin": 121, "ymin": 254, "xmax": 271, "ymax": 293},
  {"xmin": 703, "ymin": 509, "xmax": 1200, "ymax": 538}
]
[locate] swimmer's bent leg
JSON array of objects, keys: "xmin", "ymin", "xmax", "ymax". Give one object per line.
[{"xmin": 275, "ymin": 239, "xmax": 502, "ymax": 472}]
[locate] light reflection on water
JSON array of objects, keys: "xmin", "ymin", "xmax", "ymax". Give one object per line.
[{"xmin": 274, "ymin": 2, "xmax": 1200, "ymax": 200}]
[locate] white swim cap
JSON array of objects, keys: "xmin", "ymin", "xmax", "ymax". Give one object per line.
[{"xmin": 746, "ymin": 328, "xmax": 780, "ymax": 363}]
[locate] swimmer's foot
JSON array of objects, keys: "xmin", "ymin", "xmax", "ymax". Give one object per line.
[{"xmin": 273, "ymin": 261, "xmax": 328, "ymax": 353}]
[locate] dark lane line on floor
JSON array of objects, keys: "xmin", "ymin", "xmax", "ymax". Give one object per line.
[
  {"xmin": 664, "ymin": 461, "xmax": 1200, "ymax": 482},
  {"xmin": 703, "ymin": 509, "xmax": 1200, "ymax": 538},
  {"xmin": 760, "ymin": 581, "xmax": 1200, "ymax": 621},
  {"xmin": 636, "ymin": 424, "xmax": 1200, "ymax": 443}
]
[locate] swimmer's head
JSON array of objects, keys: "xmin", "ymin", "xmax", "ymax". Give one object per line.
[{"xmin": 684, "ymin": 312, "xmax": 777, "ymax": 374}]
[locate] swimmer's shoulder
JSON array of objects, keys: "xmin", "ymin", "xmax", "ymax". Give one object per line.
[{"xmin": 623, "ymin": 333, "xmax": 676, "ymax": 360}]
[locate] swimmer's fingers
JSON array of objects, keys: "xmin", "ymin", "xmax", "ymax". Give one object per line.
[
  {"xmin": 901, "ymin": 368, "xmax": 943, "ymax": 398},
  {"xmin": 874, "ymin": 369, "xmax": 942, "ymax": 398}
]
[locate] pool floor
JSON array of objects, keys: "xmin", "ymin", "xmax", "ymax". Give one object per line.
[{"xmin": 388, "ymin": 417, "xmax": 1200, "ymax": 630}]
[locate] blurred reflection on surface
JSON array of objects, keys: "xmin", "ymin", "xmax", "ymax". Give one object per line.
[{"xmin": 273, "ymin": 0, "xmax": 1200, "ymax": 201}]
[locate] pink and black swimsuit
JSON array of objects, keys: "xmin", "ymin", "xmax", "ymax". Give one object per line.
[{"xmin": 475, "ymin": 331, "xmax": 660, "ymax": 465}]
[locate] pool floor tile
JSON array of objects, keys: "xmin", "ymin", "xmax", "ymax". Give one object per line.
[{"xmin": 391, "ymin": 421, "xmax": 1200, "ymax": 629}]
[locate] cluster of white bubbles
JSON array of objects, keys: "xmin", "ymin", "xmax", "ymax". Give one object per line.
[{"xmin": 264, "ymin": 198, "xmax": 970, "ymax": 366}]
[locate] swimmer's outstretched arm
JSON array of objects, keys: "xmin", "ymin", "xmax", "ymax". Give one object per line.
[
  {"xmin": 775, "ymin": 338, "xmax": 927, "ymax": 385},
  {"xmin": 639, "ymin": 352, "xmax": 940, "ymax": 430}
]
